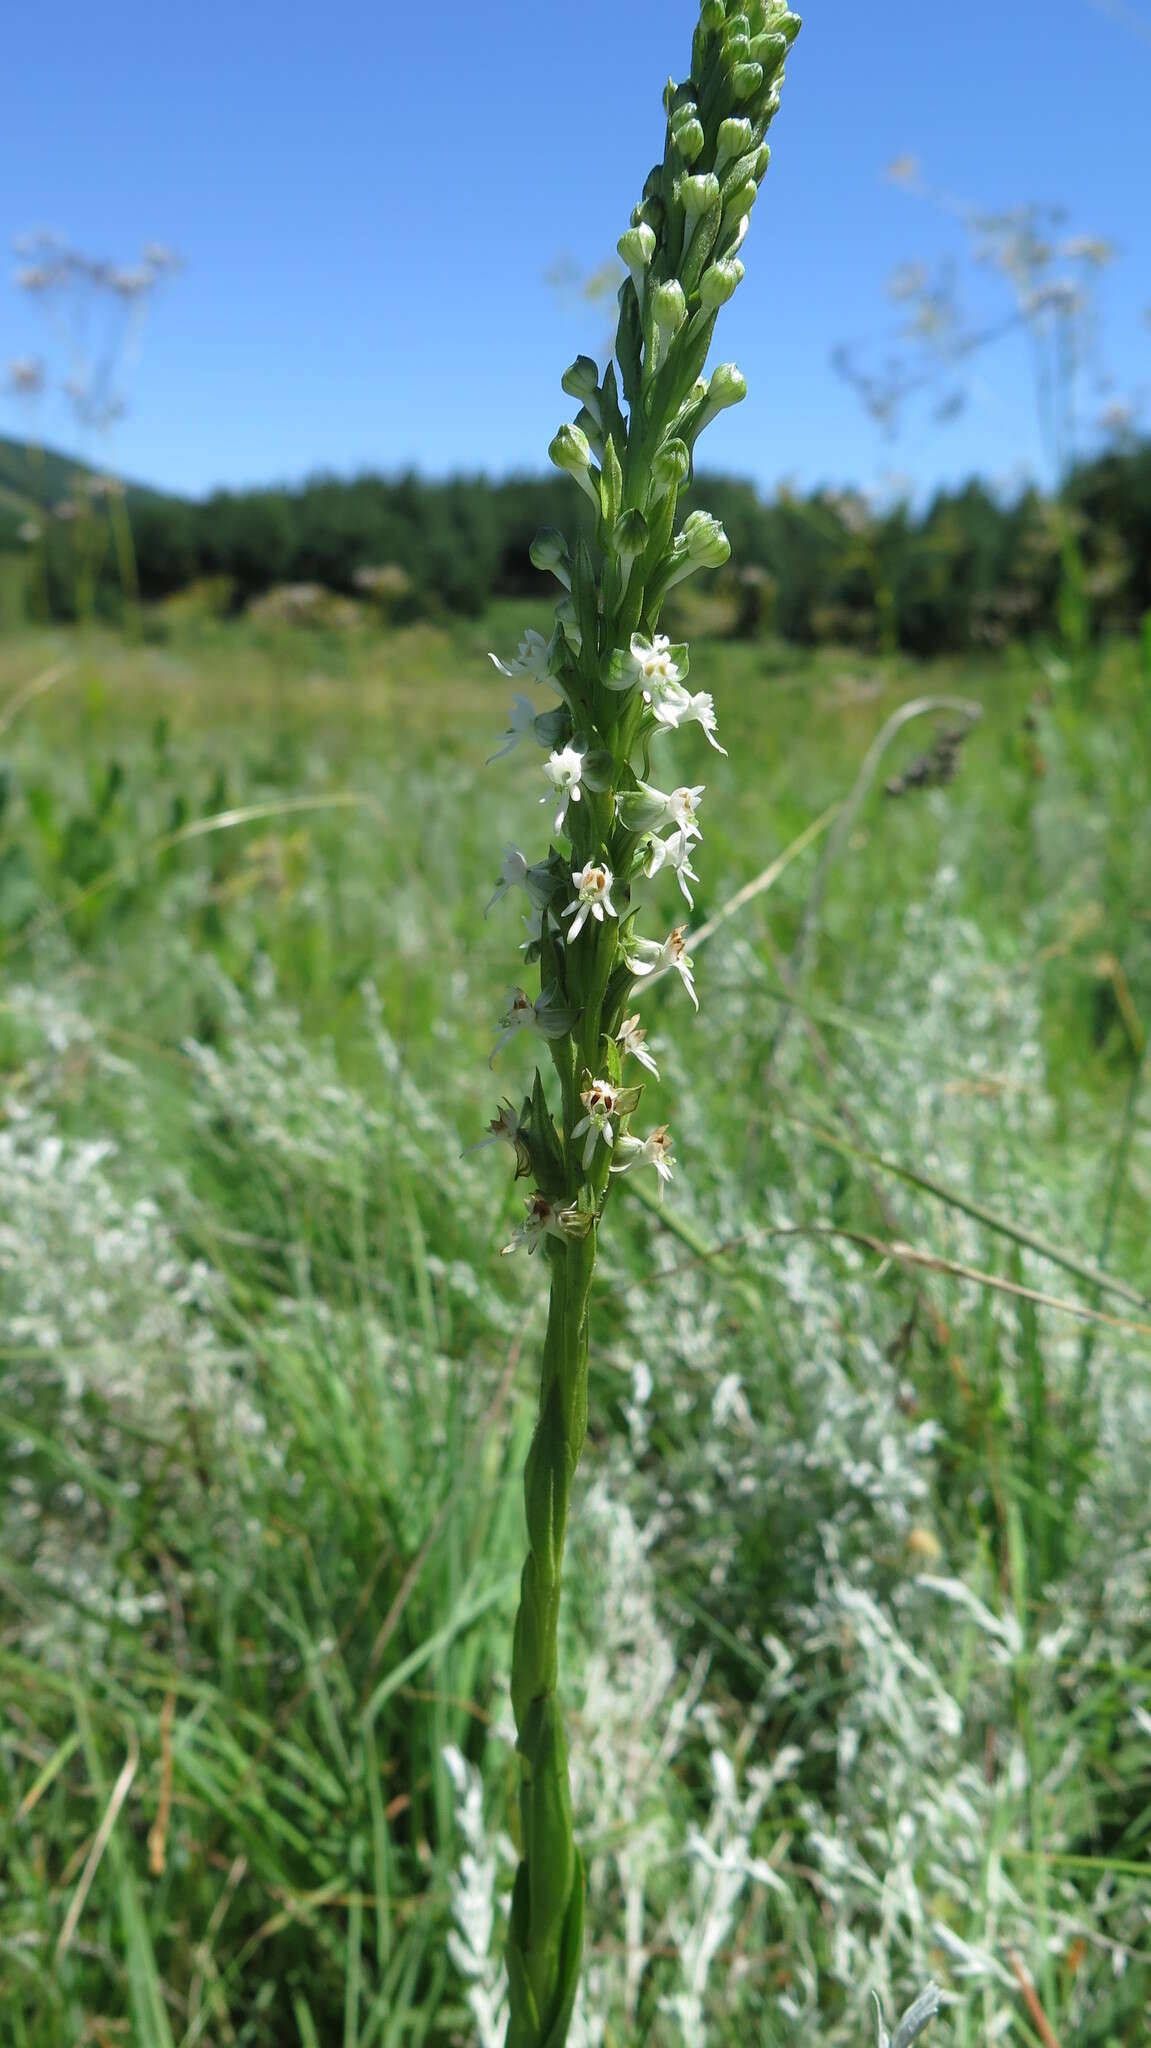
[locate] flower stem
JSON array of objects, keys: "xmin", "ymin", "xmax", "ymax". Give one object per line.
[{"xmin": 506, "ymin": 1233, "xmax": 595, "ymax": 2045}]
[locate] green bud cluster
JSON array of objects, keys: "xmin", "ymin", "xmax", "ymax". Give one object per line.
[{"xmin": 482, "ymin": 8, "xmax": 801, "ymax": 2042}]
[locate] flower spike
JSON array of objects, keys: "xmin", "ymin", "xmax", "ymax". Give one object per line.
[{"xmin": 472, "ymin": 5, "xmax": 803, "ymax": 2031}]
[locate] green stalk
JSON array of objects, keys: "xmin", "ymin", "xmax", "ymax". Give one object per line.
[
  {"xmin": 506, "ymin": 1232, "xmax": 593, "ymax": 2045},
  {"xmin": 485, "ymin": 9, "xmax": 803, "ymax": 2038}
]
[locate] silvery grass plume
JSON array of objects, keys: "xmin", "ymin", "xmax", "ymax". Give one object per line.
[{"xmin": 476, "ymin": 6, "xmax": 802, "ymax": 2041}]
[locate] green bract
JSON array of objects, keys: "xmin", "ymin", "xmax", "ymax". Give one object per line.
[{"xmin": 480, "ymin": 7, "xmax": 801, "ymax": 2041}]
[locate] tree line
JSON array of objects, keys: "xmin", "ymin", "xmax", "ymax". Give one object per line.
[{"xmin": 2, "ymin": 434, "xmax": 1149, "ymax": 653}]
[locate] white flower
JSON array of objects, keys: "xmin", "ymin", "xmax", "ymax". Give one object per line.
[
  {"xmin": 644, "ymin": 828, "xmax": 701, "ymax": 907},
  {"xmin": 616, "ymin": 780, "xmax": 704, "ymax": 838},
  {"xmin": 663, "ymin": 925, "xmax": 699, "ymax": 1008},
  {"xmin": 490, "ymin": 985, "xmax": 577, "ymax": 1063},
  {"xmin": 610, "ymin": 1125, "xmax": 675, "ymax": 1197},
  {"xmin": 571, "ymin": 1077, "xmax": 622, "ymax": 1170},
  {"xmin": 623, "ymin": 925, "xmax": 698, "ymax": 1010},
  {"xmin": 616, "ymin": 1013, "xmax": 659, "ymax": 1078},
  {"xmin": 488, "ymin": 627, "xmax": 553, "ymax": 685},
  {"xmin": 562, "ymin": 862, "xmax": 618, "ymax": 942},
  {"xmin": 666, "ymin": 784, "xmax": 705, "ymax": 837},
  {"xmin": 541, "ymin": 744, "xmax": 585, "ymax": 834},
  {"xmin": 500, "ymin": 1192, "xmax": 591, "ymax": 1256},
  {"xmin": 487, "ymin": 694, "xmax": 538, "ymax": 763},
  {"xmin": 626, "ymin": 632, "xmax": 693, "ymax": 726},
  {"xmin": 677, "ymin": 688, "xmax": 726, "ymax": 755},
  {"xmin": 485, "ymin": 845, "xmax": 529, "ymax": 915}
]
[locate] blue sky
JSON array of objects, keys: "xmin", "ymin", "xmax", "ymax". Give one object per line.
[{"xmin": 3, "ymin": 0, "xmax": 1149, "ymax": 502}]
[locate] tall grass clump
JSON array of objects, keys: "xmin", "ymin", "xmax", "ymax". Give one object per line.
[{"xmin": 476, "ymin": 6, "xmax": 805, "ymax": 2038}]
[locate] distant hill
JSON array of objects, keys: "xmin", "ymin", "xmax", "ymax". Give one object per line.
[{"xmin": 0, "ymin": 433, "xmax": 177, "ymax": 518}]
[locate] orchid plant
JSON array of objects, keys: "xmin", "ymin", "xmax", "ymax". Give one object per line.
[{"xmin": 479, "ymin": 6, "xmax": 801, "ymax": 2040}]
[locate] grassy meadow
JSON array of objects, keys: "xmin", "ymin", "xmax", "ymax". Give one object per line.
[{"xmin": 0, "ymin": 607, "xmax": 1148, "ymax": 2045}]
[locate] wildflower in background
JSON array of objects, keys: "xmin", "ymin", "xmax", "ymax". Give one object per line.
[
  {"xmin": 563, "ymin": 862, "xmax": 618, "ymax": 941},
  {"xmin": 443, "ymin": 1746, "xmax": 510, "ymax": 2048},
  {"xmin": 6, "ymin": 357, "xmax": 44, "ymax": 396}
]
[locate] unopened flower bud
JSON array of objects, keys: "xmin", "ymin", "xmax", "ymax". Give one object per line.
[
  {"xmin": 698, "ymin": 258, "xmax": 745, "ymax": 310},
  {"xmin": 549, "ymin": 423, "xmax": 599, "ymax": 508},
  {"xmin": 750, "ymin": 30, "xmax": 789, "ymax": 72},
  {"xmin": 723, "ymin": 180, "xmax": 759, "ymax": 231},
  {"xmin": 683, "ymin": 507, "xmax": 731, "ymax": 568},
  {"xmin": 561, "ymin": 354, "xmax": 602, "ymax": 424},
  {"xmin": 651, "ymin": 437, "xmax": 690, "ymax": 497},
  {"xmin": 754, "ymin": 142, "xmax": 771, "ymax": 180},
  {"xmin": 673, "ymin": 115, "xmax": 705, "ymax": 163},
  {"xmin": 612, "ymin": 507, "xmax": 649, "ymax": 587},
  {"xmin": 651, "ymin": 278, "xmax": 687, "ymax": 343},
  {"xmin": 686, "ymin": 363, "xmax": 747, "ymax": 442},
  {"xmin": 730, "ymin": 60, "xmax": 763, "ymax": 99},
  {"xmin": 634, "ymin": 195, "xmax": 665, "ymax": 243},
  {"xmin": 679, "ymin": 172, "xmax": 721, "ymax": 220},
  {"xmin": 705, "ymin": 362, "xmax": 747, "ymax": 414},
  {"xmin": 618, "ymin": 221, "xmax": 657, "ymax": 310},
  {"xmin": 678, "ymin": 171, "xmax": 722, "ymax": 281},
  {"xmin": 550, "ymin": 422, "xmax": 592, "ymax": 471},
  {"xmin": 618, "ymin": 222, "xmax": 656, "ymax": 273},
  {"xmin": 700, "ymin": 0, "xmax": 725, "ymax": 29},
  {"xmin": 554, "ymin": 597, "xmax": 582, "ymax": 653},
  {"xmin": 715, "ymin": 116, "xmax": 753, "ymax": 170},
  {"xmin": 530, "ymin": 528, "xmax": 572, "ymax": 589}
]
